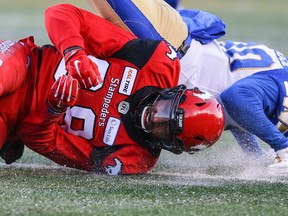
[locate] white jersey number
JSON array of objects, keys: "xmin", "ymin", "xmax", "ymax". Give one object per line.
[
  {"xmin": 220, "ymin": 41, "xmax": 275, "ymax": 72},
  {"xmin": 64, "ymin": 106, "xmax": 96, "ymax": 140}
]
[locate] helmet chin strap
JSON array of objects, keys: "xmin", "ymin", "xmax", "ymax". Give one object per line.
[{"xmin": 154, "ymin": 139, "xmax": 183, "ymax": 155}]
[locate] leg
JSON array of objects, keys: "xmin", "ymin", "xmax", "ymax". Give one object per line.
[
  {"xmin": 85, "ymin": 0, "xmax": 188, "ymax": 50},
  {"xmin": 164, "ymin": 0, "xmax": 179, "ymax": 8}
]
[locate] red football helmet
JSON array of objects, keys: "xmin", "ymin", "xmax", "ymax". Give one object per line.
[{"xmin": 134, "ymin": 85, "xmax": 224, "ymax": 154}]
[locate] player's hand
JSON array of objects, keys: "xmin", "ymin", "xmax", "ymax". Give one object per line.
[
  {"xmin": 0, "ymin": 140, "xmax": 24, "ymax": 165},
  {"xmin": 48, "ymin": 75, "xmax": 79, "ymax": 114},
  {"xmin": 64, "ymin": 47, "xmax": 102, "ymax": 89}
]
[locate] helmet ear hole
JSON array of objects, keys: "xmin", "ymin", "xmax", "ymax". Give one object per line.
[
  {"xmin": 195, "ymin": 102, "xmax": 206, "ymax": 107},
  {"xmin": 179, "ymin": 95, "xmax": 187, "ymax": 104},
  {"xmin": 194, "ymin": 136, "xmax": 205, "ymax": 141}
]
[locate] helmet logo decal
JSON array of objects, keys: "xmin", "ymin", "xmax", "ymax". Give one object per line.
[
  {"xmin": 193, "ymin": 90, "xmax": 213, "ymax": 101},
  {"xmin": 105, "ymin": 158, "xmax": 122, "ymax": 175},
  {"xmin": 119, "ymin": 66, "xmax": 138, "ymax": 95},
  {"xmin": 103, "ymin": 117, "xmax": 121, "ymax": 146},
  {"xmin": 118, "ymin": 101, "xmax": 130, "ymax": 114},
  {"xmin": 190, "ymin": 144, "xmax": 209, "ymax": 152},
  {"xmin": 166, "ymin": 44, "xmax": 177, "ymax": 60}
]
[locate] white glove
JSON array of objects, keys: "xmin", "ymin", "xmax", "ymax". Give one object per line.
[{"xmin": 268, "ymin": 147, "xmax": 288, "ymax": 174}]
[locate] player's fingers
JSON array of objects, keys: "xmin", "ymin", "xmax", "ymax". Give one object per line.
[
  {"xmin": 69, "ymin": 77, "xmax": 79, "ymax": 104},
  {"xmin": 87, "ymin": 69, "xmax": 97, "ymax": 87},
  {"xmin": 51, "ymin": 75, "xmax": 65, "ymax": 98},
  {"xmin": 60, "ymin": 75, "xmax": 69, "ymax": 100},
  {"xmin": 93, "ymin": 64, "xmax": 103, "ymax": 84}
]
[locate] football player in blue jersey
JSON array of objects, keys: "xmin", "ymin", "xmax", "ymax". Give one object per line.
[
  {"xmin": 85, "ymin": 0, "xmax": 288, "ymax": 173},
  {"xmin": 220, "ymin": 49, "xmax": 288, "ymax": 173}
]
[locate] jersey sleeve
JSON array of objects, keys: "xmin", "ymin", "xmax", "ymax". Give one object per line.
[
  {"xmin": 45, "ymin": 3, "xmax": 137, "ymax": 57},
  {"xmin": 143, "ymin": 41, "xmax": 180, "ymax": 88},
  {"xmin": 220, "ymin": 75, "xmax": 288, "ymax": 152},
  {"xmin": 179, "ymin": 9, "xmax": 226, "ymax": 44},
  {"xmin": 229, "ymin": 127, "xmax": 263, "ymax": 157}
]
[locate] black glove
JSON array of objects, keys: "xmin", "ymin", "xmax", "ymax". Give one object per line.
[{"xmin": 0, "ymin": 140, "xmax": 25, "ymax": 164}]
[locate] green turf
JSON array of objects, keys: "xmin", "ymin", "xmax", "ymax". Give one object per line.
[
  {"xmin": 1, "ymin": 0, "xmax": 288, "ymax": 215},
  {"xmin": 1, "ymin": 162, "xmax": 288, "ymax": 216}
]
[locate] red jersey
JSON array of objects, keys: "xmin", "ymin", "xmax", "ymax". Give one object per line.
[{"xmin": 18, "ymin": 4, "xmax": 180, "ymax": 175}]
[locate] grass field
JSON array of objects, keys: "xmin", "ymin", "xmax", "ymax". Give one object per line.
[{"xmin": 1, "ymin": 0, "xmax": 288, "ymax": 215}]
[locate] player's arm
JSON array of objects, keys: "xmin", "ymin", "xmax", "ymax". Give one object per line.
[
  {"xmin": 45, "ymin": 3, "xmax": 137, "ymax": 88},
  {"xmin": 220, "ymin": 75, "xmax": 288, "ymax": 152},
  {"xmin": 143, "ymin": 41, "xmax": 180, "ymax": 88},
  {"xmin": 45, "ymin": 3, "xmax": 136, "ymax": 57},
  {"xmin": 229, "ymin": 127, "xmax": 263, "ymax": 157}
]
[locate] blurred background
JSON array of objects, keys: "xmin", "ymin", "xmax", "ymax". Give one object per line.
[
  {"xmin": 185, "ymin": 0, "xmax": 288, "ymax": 55},
  {"xmin": 0, "ymin": 0, "xmax": 89, "ymax": 44},
  {"xmin": 0, "ymin": 0, "xmax": 287, "ymax": 55}
]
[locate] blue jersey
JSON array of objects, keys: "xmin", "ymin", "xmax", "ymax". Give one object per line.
[
  {"xmin": 179, "ymin": 9, "xmax": 226, "ymax": 45},
  {"xmin": 221, "ymin": 48, "xmax": 288, "ymax": 152}
]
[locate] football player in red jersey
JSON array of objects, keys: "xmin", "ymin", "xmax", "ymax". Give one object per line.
[{"xmin": 13, "ymin": 4, "xmax": 224, "ymax": 175}]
